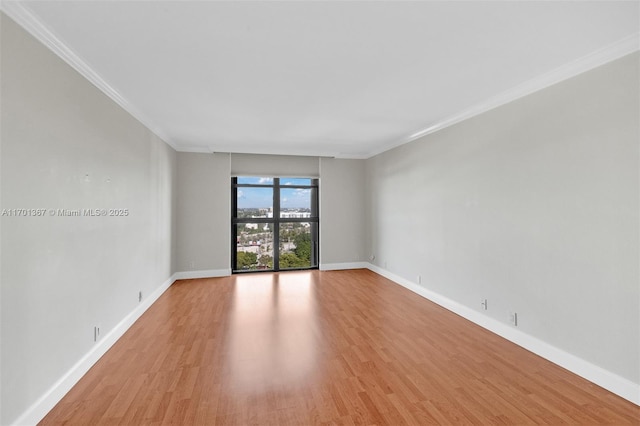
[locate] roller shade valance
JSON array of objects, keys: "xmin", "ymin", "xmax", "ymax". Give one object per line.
[{"xmin": 230, "ymin": 153, "xmax": 319, "ymax": 178}]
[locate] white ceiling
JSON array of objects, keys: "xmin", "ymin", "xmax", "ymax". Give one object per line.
[{"xmin": 4, "ymin": 1, "xmax": 639, "ymax": 158}]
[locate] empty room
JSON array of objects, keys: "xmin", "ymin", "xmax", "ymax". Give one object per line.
[{"xmin": 1, "ymin": 1, "xmax": 639, "ymax": 425}]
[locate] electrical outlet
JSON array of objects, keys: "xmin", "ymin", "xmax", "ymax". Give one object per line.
[
  {"xmin": 384, "ymin": 261, "xmax": 388, "ymax": 269},
  {"xmin": 138, "ymin": 291, "xmax": 142, "ymax": 302},
  {"xmin": 417, "ymin": 275, "xmax": 422, "ymax": 284},
  {"xmin": 508, "ymin": 311, "xmax": 518, "ymax": 326},
  {"xmin": 188, "ymin": 261, "xmax": 195, "ymax": 270},
  {"xmin": 481, "ymin": 299, "xmax": 488, "ymax": 310},
  {"xmin": 94, "ymin": 326, "xmax": 100, "ymax": 342}
]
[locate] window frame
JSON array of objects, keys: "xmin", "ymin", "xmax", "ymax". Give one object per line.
[{"xmin": 231, "ymin": 176, "xmax": 319, "ymax": 273}]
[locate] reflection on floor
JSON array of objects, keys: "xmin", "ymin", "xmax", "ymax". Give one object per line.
[{"xmin": 40, "ymin": 270, "xmax": 640, "ymax": 425}]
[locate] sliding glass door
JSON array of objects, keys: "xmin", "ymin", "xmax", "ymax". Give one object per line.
[{"xmin": 232, "ymin": 177, "xmax": 318, "ymax": 273}]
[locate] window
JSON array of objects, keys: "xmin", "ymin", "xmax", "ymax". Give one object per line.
[{"xmin": 232, "ymin": 177, "xmax": 319, "ymax": 272}]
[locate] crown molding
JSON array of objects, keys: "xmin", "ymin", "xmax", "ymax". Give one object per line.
[
  {"xmin": 2, "ymin": 2, "xmax": 637, "ymax": 159},
  {"xmin": 367, "ymin": 32, "xmax": 640, "ymax": 159},
  {"xmin": 205, "ymin": 144, "xmax": 350, "ymax": 159},
  {"xmin": 162, "ymin": 143, "xmax": 367, "ymax": 159},
  {"xmin": 174, "ymin": 145, "xmax": 215, "ymax": 154},
  {"xmin": 0, "ymin": 1, "xmax": 179, "ymax": 151}
]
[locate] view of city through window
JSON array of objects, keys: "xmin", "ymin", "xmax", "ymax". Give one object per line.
[{"xmin": 232, "ymin": 177, "xmax": 319, "ymax": 272}]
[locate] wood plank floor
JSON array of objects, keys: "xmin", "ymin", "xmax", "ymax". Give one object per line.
[{"xmin": 40, "ymin": 269, "xmax": 639, "ymax": 425}]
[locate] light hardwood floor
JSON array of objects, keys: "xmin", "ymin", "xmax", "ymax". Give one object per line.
[{"xmin": 40, "ymin": 269, "xmax": 639, "ymax": 425}]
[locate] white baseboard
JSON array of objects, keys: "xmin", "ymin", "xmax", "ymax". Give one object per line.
[
  {"xmin": 366, "ymin": 263, "xmax": 640, "ymax": 406},
  {"xmin": 12, "ymin": 265, "xmax": 638, "ymax": 425},
  {"xmin": 174, "ymin": 268, "xmax": 231, "ymax": 280},
  {"xmin": 12, "ymin": 274, "xmax": 177, "ymax": 426},
  {"xmin": 319, "ymin": 262, "xmax": 368, "ymax": 271}
]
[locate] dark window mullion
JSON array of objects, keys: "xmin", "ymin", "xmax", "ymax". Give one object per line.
[
  {"xmin": 260, "ymin": 218, "xmax": 318, "ymax": 223},
  {"xmin": 232, "ymin": 176, "xmax": 318, "ymax": 273},
  {"xmin": 273, "ymin": 178, "xmax": 281, "ymax": 271},
  {"xmin": 231, "ymin": 177, "xmax": 238, "ymax": 270},
  {"xmin": 268, "ymin": 185, "xmax": 317, "ymax": 190},
  {"xmin": 235, "ymin": 218, "xmax": 274, "ymax": 224},
  {"xmin": 234, "ymin": 184, "xmax": 276, "ymax": 189}
]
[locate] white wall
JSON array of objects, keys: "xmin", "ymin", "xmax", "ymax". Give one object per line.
[
  {"xmin": 0, "ymin": 14, "xmax": 177, "ymax": 425},
  {"xmin": 176, "ymin": 153, "xmax": 231, "ymax": 275},
  {"xmin": 366, "ymin": 52, "xmax": 639, "ymax": 386},
  {"xmin": 231, "ymin": 153, "xmax": 319, "ymax": 177},
  {"xmin": 175, "ymin": 154, "xmax": 366, "ymax": 273},
  {"xmin": 319, "ymin": 158, "xmax": 367, "ymax": 267},
  {"xmin": 2, "ymin": 7, "xmax": 637, "ymax": 422}
]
